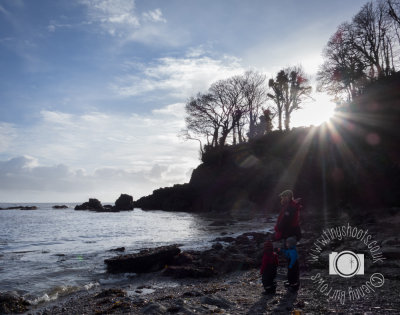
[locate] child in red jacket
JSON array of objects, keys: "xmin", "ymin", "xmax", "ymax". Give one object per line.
[{"xmin": 260, "ymin": 241, "xmax": 279, "ymax": 294}]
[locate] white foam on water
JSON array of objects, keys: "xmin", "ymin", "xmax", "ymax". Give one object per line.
[{"xmin": 26, "ymin": 282, "xmax": 100, "ymax": 305}]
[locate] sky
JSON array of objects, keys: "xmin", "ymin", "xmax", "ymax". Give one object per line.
[{"xmin": 0, "ymin": 0, "xmax": 370, "ymax": 202}]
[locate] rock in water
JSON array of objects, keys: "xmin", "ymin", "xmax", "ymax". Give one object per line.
[
  {"xmin": 105, "ymin": 245, "xmax": 181, "ymax": 273},
  {"xmin": 114, "ymin": 194, "xmax": 134, "ymax": 211},
  {"xmin": 74, "ymin": 198, "xmax": 104, "ymax": 211},
  {"xmin": 52, "ymin": 205, "xmax": 68, "ymax": 209}
]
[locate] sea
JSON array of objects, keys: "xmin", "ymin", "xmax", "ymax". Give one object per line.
[{"xmin": 0, "ymin": 203, "xmax": 273, "ymax": 305}]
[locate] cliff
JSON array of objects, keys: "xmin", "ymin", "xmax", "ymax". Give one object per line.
[{"xmin": 133, "ymin": 74, "xmax": 400, "ymax": 214}]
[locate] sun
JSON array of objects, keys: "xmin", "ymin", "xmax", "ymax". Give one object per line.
[{"xmin": 291, "ymin": 95, "xmax": 337, "ymax": 127}]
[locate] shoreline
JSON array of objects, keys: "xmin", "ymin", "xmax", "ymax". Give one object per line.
[{"xmin": 1, "ymin": 207, "xmax": 399, "ymax": 314}]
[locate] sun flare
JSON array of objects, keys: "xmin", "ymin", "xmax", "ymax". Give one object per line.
[{"xmin": 292, "ymin": 95, "xmax": 337, "ymax": 127}]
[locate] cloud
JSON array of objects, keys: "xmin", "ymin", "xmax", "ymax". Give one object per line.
[
  {"xmin": 0, "ymin": 155, "xmax": 195, "ymax": 202},
  {"xmin": 142, "ymin": 8, "xmax": 166, "ymax": 23},
  {"xmin": 151, "ymin": 103, "xmax": 185, "ymax": 118},
  {"xmin": 80, "ymin": 0, "xmax": 140, "ymax": 36},
  {"xmin": 0, "ymin": 105, "xmax": 199, "ymax": 202},
  {"xmin": 112, "ymin": 53, "xmax": 245, "ymax": 98},
  {"xmin": 78, "ymin": 0, "xmax": 169, "ymax": 43},
  {"xmin": 47, "ymin": 20, "xmax": 74, "ymax": 33}
]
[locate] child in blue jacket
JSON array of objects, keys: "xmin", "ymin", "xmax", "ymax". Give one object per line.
[{"xmin": 280, "ymin": 236, "xmax": 299, "ymax": 290}]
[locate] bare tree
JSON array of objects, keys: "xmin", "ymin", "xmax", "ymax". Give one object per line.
[
  {"xmin": 209, "ymin": 77, "xmax": 245, "ymax": 146},
  {"xmin": 268, "ymin": 71, "xmax": 286, "ymax": 131},
  {"xmin": 351, "ymin": 1, "xmax": 398, "ymax": 77},
  {"xmin": 388, "ymin": 0, "xmax": 400, "ymax": 25},
  {"xmin": 268, "ymin": 66, "xmax": 312, "ymax": 131},
  {"xmin": 184, "ymin": 93, "xmax": 221, "ymax": 149},
  {"xmin": 239, "ymin": 71, "xmax": 268, "ymax": 139},
  {"xmin": 317, "ymin": 23, "xmax": 367, "ymax": 102}
]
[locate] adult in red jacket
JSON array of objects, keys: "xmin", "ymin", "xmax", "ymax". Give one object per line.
[{"xmin": 274, "ymin": 190, "xmax": 302, "ymax": 242}]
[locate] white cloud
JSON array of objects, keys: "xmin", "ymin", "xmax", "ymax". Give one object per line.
[
  {"xmin": 47, "ymin": 20, "xmax": 74, "ymax": 33},
  {"xmin": 112, "ymin": 54, "xmax": 245, "ymax": 98},
  {"xmin": 80, "ymin": 0, "xmax": 140, "ymax": 36},
  {"xmin": 151, "ymin": 103, "xmax": 185, "ymax": 118},
  {"xmin": 78, "ymin": 0, "xmax": 171, "ymax": 44},
  {"xmin": 142, "ymin": 8, "xmax": 166, "ymax": 23},
  {"xmin": 0, "ymin": 106, "xmax": 200, "ymax": 202}
]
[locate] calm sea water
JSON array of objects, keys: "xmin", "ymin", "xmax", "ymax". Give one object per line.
[{"xmin": 0, "ymin": 203, "xmax": 273, "ymax": 304}]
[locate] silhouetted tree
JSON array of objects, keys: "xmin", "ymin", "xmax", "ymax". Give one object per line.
[
  {"xmin": 240, "ymin": 71, "xmax": 268, "ymax": 139},
  {"xmin": 184, "ymin": 93, "xmax": 222, "ymax": 148},
  {"xmin": 388, "ymin": 0, "xmax": 400, "ymax": 25},
  {"xmin": 351, "ymin": 1, "xmax": 397, "ymax": 78},
  {"xmin": 387, "ymin": 0, "xmax": 400, "ymax": 44},
  {"xmin": 252, "ymin": 108, "xmax": 274, "ymax": 138},
  {"xmin": 268, "ymin": 66, "xmax": 312, "ymax": 131},
  {"xmin": 317, "ymin": 23, "xmax": 367, "ymax": 102},
  {"xmin": 318, "ymin": 0, "xmax": 400, "ymax": 103},
  {"xmin": 209, "ymin": 77, "xmax": 246, "ymax": 146}
]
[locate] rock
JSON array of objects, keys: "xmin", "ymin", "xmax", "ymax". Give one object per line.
[
  {"xmin": 103, "ymin": 205, "xmax": 119, "ymax": 212},
  {"xmin": 166, "ymin": 305, "xmax": 181, "ymax": 313},
  {"xmin": 19, "ymin": 206, "xmax": 38, "ymax": 210},
  {"xmin": 382, "ymin": 247, "xmax": 400, "ymax": 259},
  {"xmin": 0, "ymin": 292, "xmax": 30, "ymax": 314},
  {"xmin": 163, "ymin": 265, "xmax": 216, "ymax": 278},
  {"xmin": 142, "ymin": 302, "xmax": 167, "ymax": 314},
  {"xmin": 52, "ymin": 205, "xmax": 68, "ymax": 209},
  {"xmin": 182, "ymin": 290, "xmax": 203, "ymax": 297},
  {"xmin": 115, "ymin": 194, "xmax": 134, "ymax": 210},
  {"xmin": 0, "ymin": 206, "xmax": 38, "ymax": 210},
  {"xmin": 95, "ymin": 288, "xmax": 126, "ymax": 299},
  {"xmin": 200, "ymin": 294, "xmax": 232, "ymax": 309},
  {"xmin": 382, "ymin": 237, "xmax": 400, "ymax": 247},
  {"xmin": 171, "ymin": 252, "xmax": 194, "ymax": 265},
  {"xmin": 110, "ymin": 247, "xmax": 126, "ymax": 252},
  {"xmin": 212, "ymin": 243, "xmax": 223, "ymax": 250},
  {"xmin": 213, "ymin": 236, "xmax": 236, "ymax": 243},
  {"xmin": 74, "ymin": 198, "xmax": 104, "ymax": 211},
  {"xmin": 105, "ymin": 245, "xmax": 181, "ymax": 273}
]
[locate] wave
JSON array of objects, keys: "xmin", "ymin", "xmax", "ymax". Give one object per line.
[{"xmin": 26, "ymin": 282, "xmax": 99, "ymax": 305}]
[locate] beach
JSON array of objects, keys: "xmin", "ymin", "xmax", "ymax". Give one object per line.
[{"xmin": 12, "ymin": 207, "xmax": 400, "ymax": 314}]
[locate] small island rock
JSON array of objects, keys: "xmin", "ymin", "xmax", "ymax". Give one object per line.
[
  {"xmin": 52, "ymin": 205, "xmax": 68, "ymax": 209},
  {"xmin": 114, "ymin": 194, "xmax": 134, "ymax": 211},
  {"xmin": 75, "ymin": 198, "xmax": 104, "ymax": 211}
]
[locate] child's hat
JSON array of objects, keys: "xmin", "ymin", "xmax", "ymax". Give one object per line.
[
  {"xmin": 264, "ymin": 241, "xmax": 273, "ymax": 250},
  {"xmin": 286, "ymin": 237, "xmax": 297, "ymax": 248}
]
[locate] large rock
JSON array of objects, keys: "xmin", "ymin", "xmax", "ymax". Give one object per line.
[
  {"xmin": 0, "ymin": 292, "xmax": 30, "ymax": 314},
  {"xmin": 163, "ymin": 265, "xmax": 215, "ymax": 278},
  {"xmin": 74, "ymin": 198, "xmax": 104, "ymax": 211},
  {"xmin": 114, "ymin": 194, "xmax": 134, "ymax": 211},
  {"xmin": 105, "ymin": 245, "xmax": 181, "ymax": 273}
]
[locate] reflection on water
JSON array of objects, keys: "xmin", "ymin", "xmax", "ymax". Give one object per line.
[{"xmin": 0, "ymin": 203, "xmax": 274, "ymax": 302}]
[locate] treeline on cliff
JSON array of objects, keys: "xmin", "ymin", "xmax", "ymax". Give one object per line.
[{"xmin": 133, "ymin": 73, "xmax": 400, "ymax": 213}]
